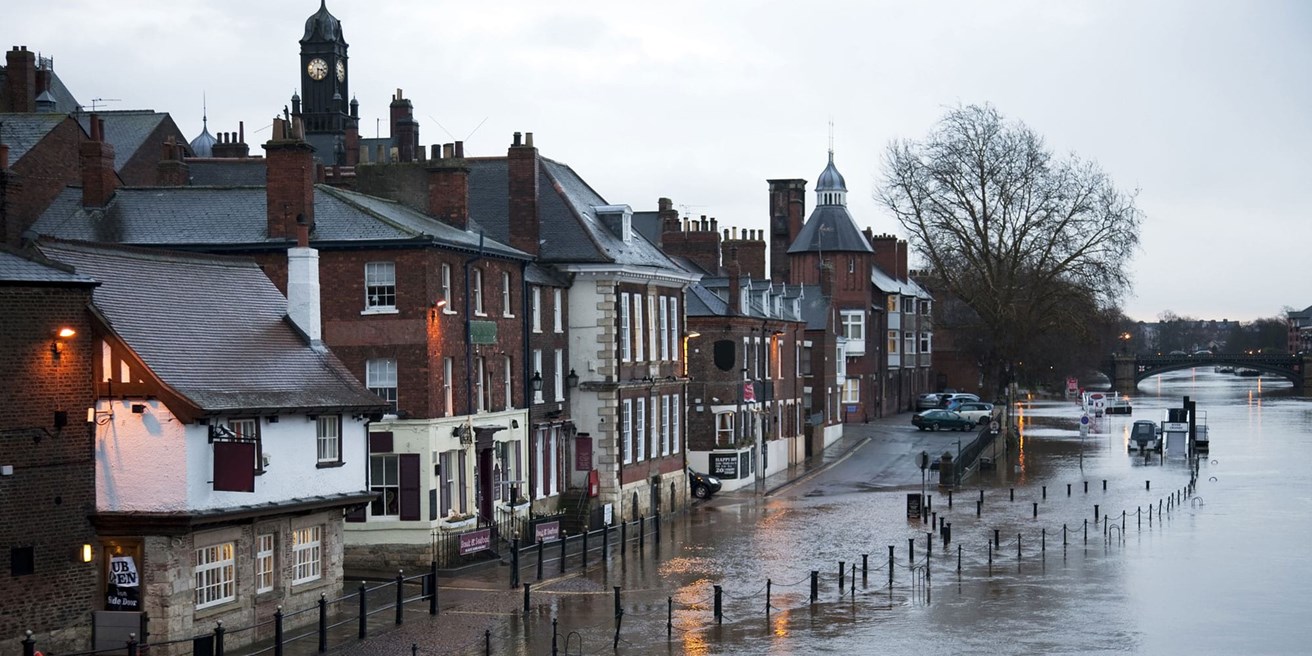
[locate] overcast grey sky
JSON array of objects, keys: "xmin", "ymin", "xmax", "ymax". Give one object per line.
[{"xmin": 7, "ymin": 0, "xmax": 1308, "ymax": 321}]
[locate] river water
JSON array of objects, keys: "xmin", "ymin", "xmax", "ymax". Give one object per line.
[{"xmin": 488, "ymin": 369, "xmax": 1311, "ymax": 655}]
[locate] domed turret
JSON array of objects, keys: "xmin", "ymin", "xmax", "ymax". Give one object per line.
[
  {"xmin": 189, "ymin": 110, "xmax": 216, "ymax": 157},
  {"xmin": 815, "ymin": 150, "xmax": 847, "ymax": 206},
  {"xmin": 302, "ymin": 0, "xmax": 345, "ymax": 44}
]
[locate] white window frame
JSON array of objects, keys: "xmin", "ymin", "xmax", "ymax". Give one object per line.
[
  {"xmin": 291, "ymin": 525, "xmax": 322, "ymax": 585},
  {"xmin": 194, "ymin": 542, "xmax": 235, "ymax": 610},
  {"xmin": 255, "ymin": 533, "xmax": 274, "ymax": 594},
  {"xmin": 888, "ymin": 330, "xmax": 899, "ymax": 354},
  {"xmin": 842, "ymin": 377, "xmax": 860, "ymax": 403},
  {"xmin": 532, "ymin": 349, "xmax": 544, "ymax": 405},
  {"xmin": 920, "ymin": 332, "xmax": 932, "ymax": 354},
  {"xmin": 621, "ymin": 400, "xmax": 633, "ymax": 464},
  {"xmin": 553, "ymin": 289, "xmax": 563, "ymax": 333},
  {"xmin": 620, "ymin": 292, "xmax": 631, "ymax": 362},
  {"xmin": 905, "ymin": 331, "xmax": 917, "ymax": 355},
  {"xmin": 502, "ymin": 272, "xmax": 514, "ymax": 317},
  {"xmin": 634, "ymin": 294, "xmax": 645, "ymax": 361},
  {"xmin": 316, "ymin": 415, "xmax": 340, "ymax": 464},
  {"xmin": 473, "ymin": 268, "xmax": 485, "ymax": 316},
  {"xmin": 659, "ymin": 297, "xmax": 669, "ymax": 361},
  {"xmin": 672, "ymin": 393, "xmax": 681, "ymax": 454},
  {"xmin": 661, "ymin": 395, "xmax": 671, "ymax": 456},
  {"xmin": 795, "ymin": 342, "xmax": 801, "ymax": 377},
  {"xmin": 441, "ymin": 263, "xmax": 455, "ymax": 314},
  {"xmin": 367, "ymin": 358, "xmax": 398, "ymax": 414},
  {"xmin": 554, "ymin": 349, "xmax": 565, "ymax": 402},
  {"xmin": 668, "ymin": 297, "xmax": 678, "ymax": 361},
  {"xmin": 841, "ymin": 310, "xmax": 865, "ymax": 343},
  {"xmin": 364, "ymin": 262, "xmax": 396, "ymax": 312},
  {"xmin": 443, "ymin": 357, "xmax": 454, "ymax": 416},
  {"xmin": 716, "ymin": 412, "xmax": 734, "ymax": 447},
  {"xmin": 474, "ymin": 356, "xmax": 487, "ymax": 411},
  {"xmin": 636, "ymin": 397, "xmax": 646, "ymax": 461},
  {"xmin": 503, "ymin": 355, "xmax": 513, "ymax": 411},
  {"xmin": 648, "ymin": 296, "xmax": 658, "ymax": 361},
  {"xmin": 532, "ymin": 287, "xmax": 542, "ymax": 333},
  {"xmin": 370, "ymin": 454, "xmax": 399, "ymax": 517}
]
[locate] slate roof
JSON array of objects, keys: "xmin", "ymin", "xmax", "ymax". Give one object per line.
[
  {"xmin": 37, "ymin": 240, "xmax": 384, "ymax": 413},
  {"xmin": 0, "ymin": 248, "xmax": 96, "ymax": 285},
  {"xmin": 0, "ymin": 113, "xmax": 70, "ymax": 162},
  {"xmin": 797, "ymin": 284, "xmax": 831, "ymax": 330},
  {"xmin": 870, "ymin": 265, "xmax": 932, "ymax": 299},
  {"xmin": 525, "ymin": 262, "xmax": 568, "ymax": 287},
  {"xmin": 30, "ymin": 185, "xmax": 528, "ymax": 258},
  {"xmin": 187, "ymin": 159, "xmax": 267, "ymax": 186},
  {"xmin": 687, "ymin": 276, "xmax": 803, "ymax": 323},
  {"xmin": 787, "ymin": 204, "xmax": 874, "ymax": 255},
  {"xmin": 0, "ymin": 66, "xmax": 80, "ymax": 114},
  {"xmin": 77, "ymin": 111, "xmax": 186, "ymax": 172},
  {"xmin": 467, "ymin": 156, "xmax": 687, "ymax": 271}
]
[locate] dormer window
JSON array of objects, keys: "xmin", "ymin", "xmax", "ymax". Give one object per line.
[
  {"xmin": 622, "ymin": 214, "xmax": 633, "ymax": 244},
  {"xmin": 594, "ymin": 205, "xmax": 635, "ymax": 245}
]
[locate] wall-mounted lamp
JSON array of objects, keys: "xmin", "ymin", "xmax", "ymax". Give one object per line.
[
  {"xmin": 51, "ymin": 327, "xmax": 76, "ymax": 362},
  {"xmin": 434, "ymin": 298, "xmax": 447, "ymax": 308},
  {"xmin": 75, "ymin": 543, "xmax": 94, "ymax": 563},
  {"xmin": 566, "ymin": 369, "xmax": 579, "ymax": 389},
  {"xmin": 531, "ymin": 371, "xmax": 543, "ymax": 392}
]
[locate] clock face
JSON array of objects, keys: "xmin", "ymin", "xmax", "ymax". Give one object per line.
[
  {"xmin": 307, "ymin": 58, "xmax": 328, "ymax": 81},
  {"xmin": 336, "ymin": 60, "xmax": 346, "ymax": 82}
]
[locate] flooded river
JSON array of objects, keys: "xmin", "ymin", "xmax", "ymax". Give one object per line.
[{"xmin": 487, "ymin": 370, "xmax": 1311, "ymax": 655}]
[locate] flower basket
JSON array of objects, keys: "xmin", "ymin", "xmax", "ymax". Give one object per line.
[{"xmin": 439, "ymin": 515, "xmax": 476, "ymax": 531}]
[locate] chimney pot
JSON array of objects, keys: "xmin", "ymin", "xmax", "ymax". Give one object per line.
[
  {"xmin": 525, "ymin": 132, "xmax": 534, "ymax": 147},
  {"xmin": 443, "ymin": 143, "xmax": 454, "ymax": 159},
  {"xmin": 431, "ymin": 144, "xmax": 442, "ymax": 160},
  {"xmin": 454, "ymin": 141, "xmax": 464, "ymax": 158},
  {"xmin": 513, "ymin": 132, "xmax": 522, "ymax": 147}
]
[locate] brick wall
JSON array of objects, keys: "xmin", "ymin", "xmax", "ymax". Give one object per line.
[{"xmin": 0, "ymin": 285, "xmax": 97, "ymax": 654}]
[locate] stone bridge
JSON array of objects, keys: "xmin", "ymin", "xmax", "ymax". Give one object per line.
[{"xmin": 1106, "ymin": 353, "xmax": 1309, "ymax": 392}]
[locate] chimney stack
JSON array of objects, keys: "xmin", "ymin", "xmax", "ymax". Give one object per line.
[
  {"xmin": 156, "ymin": 136, "xmax": 190, "ymax": 186},
  {"xmin": 390, "ymin": 89, "xmax": 418, "ymax": 163},
  {"xmin": 4, "ymin": 47, "xmax": 36, "ymax": 113},
  {"xmin": 287, "ymin": 214, "xmax": 322, "ymax": 342},
  {"xmin": 427, "ymin": 147, "xmax": 470, "ymax": 231},
  {"xmin": 507, "ymin": 131, "xmax": 540, "ymax": 254},
  {"xmin": 80, "ymin": 114, "xmax": 118, "ymax": 207},
  {"xmin": 727, "ymin": 246, "xmax": 741, "ymax": 315},
  {"xmin": 263, "ymin": 116, "xmax": 316, "ymax": 241},
  {"xmin": 767, "ymin": 178, "xmax": 808, "ymax": 284}
]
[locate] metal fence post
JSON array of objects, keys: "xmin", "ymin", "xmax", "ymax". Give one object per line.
[
  {"xmin": 887, "ymin": 546, "xmax": 894, "ymax": 588},
  {"xmin": 511, "ymin": 534, "xmax": 521, "ymax": 588},
  {"xmin": 560, "ymin": 532, "xmax": 568, "ymax": 574},
  {"xmin": 524, "ymin": 583, "xmax": 531, "ymax": 613},
  {"xmin": 603, "ymin": 521, "xmax": 610, "ymax": 558},
  {"xmin": 358, "ymin": 582, "xmax": 368, "ymax": 640},
  {"xmin": 126, "ymin": 633, "xmax": 138, "ymax": 656},
  {"xmin": 430, "ymin": 561, "xmax": 439, "ymax": 616},
  {"xmin": 215, "ymin": 621, "xmax": 226, "ymax": 656},
  {"xmin": 395, "ymin": 571, "xmax": 405, "ymax": 625},
  {"xmin": 839, "ymin": 560, "xmax": 845, "ymax": 591},
  {"xmin": 655, "ymin": 510, "xmax": 662, "ymax": 545},
  {"xmin": 713, "ymin": 585, "xmax": 723, "ymax": 623},
  {"xmin": 582, "ymin": 528, "xmax": 589, "ymax": 569},
  {"xmin": 667, "ymin": 596, "xmax": 673, "ymax": 638},
  {"xmin": 639, "ymin": 515, "xmax": 646, "ymax": 551},
  {"xmin": 537, "ymin": 538, "xmax": 545, "ymax": 580},
  {"xmin": 274, "ymin": 607, "xmax": 284, "ymax": 656},
  {"xmin": 318, "ymin": 592, "xmax": 328, "ymax": 652}
]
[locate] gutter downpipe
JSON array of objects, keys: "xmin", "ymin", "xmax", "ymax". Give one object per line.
[
  {"xmin": 521, "ymin": 258, "xmax": 532, "ymax": 504},
  {"xmin": 464, "ymin": 232, "xmax": 486, "ymax": 417}
]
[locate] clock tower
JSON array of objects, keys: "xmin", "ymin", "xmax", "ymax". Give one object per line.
[{"xmin": 299, "ymin": 1, "xmax": 352, "ymax": 151}]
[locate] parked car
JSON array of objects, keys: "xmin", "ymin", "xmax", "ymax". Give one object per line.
[
  {"xmin": 954, "ymin": 401, "xmax": 994, "ymax": 425},
  {"xmin": 688, "ymin": 468, "xmax": 723, "ymax": 499},
  {"xmin": 943, "ymin": 393, "xmax": 981, "ymax": 410},
  {"xmin": 912, "ymin": 409, "xmax": 974, "ymax": 431},
  {"xmin": 916, "ymin": 392, "xmax": 947, "ymax": 411}
]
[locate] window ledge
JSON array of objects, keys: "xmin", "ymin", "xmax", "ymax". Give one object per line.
[
  {"xmin": 361, "ymin": 307, "xmax": 399, "ymax": 316},
  {"xmin": 316, "ymin": 461, "xmax": 345, "ymax": 469}
]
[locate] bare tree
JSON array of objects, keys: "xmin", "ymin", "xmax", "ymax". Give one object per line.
[{"xmin": 880, "ymin": 104, "xmax": 1142, "ymax": 396}]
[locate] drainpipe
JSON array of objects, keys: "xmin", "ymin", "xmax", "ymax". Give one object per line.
[
  {"xmin": 521, "ymin": 258, "xmax": 532, "ymax": 503},
  {"xmin": 464, "ymin": 232, "xmax": 486, "ymax": 417}
]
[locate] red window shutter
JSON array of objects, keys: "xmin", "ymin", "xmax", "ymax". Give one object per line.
[
  {"xmin": 370, "ymin": 431, "xmax": 394, "ymax": 453},
  {"xmin": 214, "ymin": 442, "xmax": 256, "ymax": 492},
  {"xmin": 399, "ymin": 454, "xmax": 421, "ymax": 521}
]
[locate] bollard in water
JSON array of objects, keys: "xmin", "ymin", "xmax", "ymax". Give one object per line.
[
  {"xmin": 908, "ymin": 538, "xmax": 915, "ymax": 568},
  {"xmin": 713, "ymin": 585, "xmax": 723, "ymax": 623},
  {"xmin": 948, "ymin": 489, "xmax": 953, "ymax": 508},
  {"xmin": 1084, "ymin": 481, "xmax": 1089, "ymax": 493},
  {"xmin": 1063, "ymin": 524, "xmax": 1068, "ymax": 546},
  {"xmin": 1138, "ymin": 506, "xmax": 1142, "ymax": 529},
  {"xmin": 979, "ymin": 489, "xmax": 985, "ymax": 502},
  {"xmin": 994, "ymin": 529, "xmax": 1000, "ymax": 549},
  {"xmin": 1095, "ymin": 504, "xmax": 1100, "ymax": 522},
  {"xmin": 1041, "ymin": 528, "xmax": 1046, "ymax": 553},
  {"xmin": 1147, "ymin": 480, "xmax": 1151, "ymax": 490},
  {"xmin": 811, "ymin": 570, "xmax": 819, "ymax": 603},
  {"xmin": 1084, "ymin": 519, "xmax": 1089, "ymax": 544},
  {"xmin": 1042, "ymin": 485, "xmax": 1047, "ymax": 499},
  {"xmin": 932, "ymin": 511, "xmax": 937, "ymax": 528},
  {"xmin": 1067, "ymin": 483, "xmax": 1072, "ymax": 496},
  {"xmin": 667, "ymin": 596, "xmax": 674, "ymax": 638},
  {"xmin": 957, "ymin": 544, "xmax": 962, "ymax": 573},
  {"xmin": 862, "ymin": 553, "xmax": 869, "ymax": 580},
  {"xmin": 988, "ymin": 541, "xmax": 993, "ymax": 571},
  {"xmin": 537, "ymin": 539, "xmax": 545, "ymax": 580},
  {"xmin": 511, "ymin": 534, "xmax": 520, "ymax": 588},
  {"xmin": 1017, "ymin": 533, "xmax": 1022, "ymax": 560},
  {"xmin": 851, "ymin": 563, "xmax": 856, "ymax": 595},
  {"xmin": 1033, "ymin": 502, "xmax": 1038, "ymax": 518},
  {"xmin": 552, "ymin": 618, "xmax": 559, "ymax": 656},
  {"xmin": 927, "ymin": 531, "xmax": 933, "ymax": 557},
  {"xmin": 839, "ymin": 561, "xmax": 845, "ymax": 591},
  {"xmin": 1103, "ymin": 479, "xmax": 1107, "ymax": 491},
  {"xmin": 976, "ymin": 500, "xmax": 982, "ymax": 517},
  {"xmin": 767, "ymin": 579, "xmax": 773, "ymax": 613},
  {"xmin": 1010, "ymin": 487, "xmax": 1015, "ymax": 501},
  {"xmin": 944, "ymin": 522, "xmax": 952, "ymax": 545},
  {"xmin": 524, "ymin": 583, "xmax": 531, "ymax": 613},
  {"xmin": 888, "ymin": 546, "xmax": 895, "ymax": 588}
]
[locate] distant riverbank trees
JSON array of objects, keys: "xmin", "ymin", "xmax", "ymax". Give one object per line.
[{"xmin": 880, "ymin": 104, "xmax": 1142, "ymax": 398}]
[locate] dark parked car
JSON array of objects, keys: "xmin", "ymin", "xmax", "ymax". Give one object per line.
[
  {"xmin": 912, "ymin": 409, "xmax": 974, "ymax": 431},
  {"xmin": 688, "ymin": 468, "xmax": 723, "ymax": 499}
]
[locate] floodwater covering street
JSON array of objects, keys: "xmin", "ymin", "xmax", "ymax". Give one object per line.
[{"xmin": 469, "ymin": 370, "xmax": 1311, "ymax": 655}]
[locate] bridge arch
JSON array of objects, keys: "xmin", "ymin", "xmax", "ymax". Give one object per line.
[{"xmin": 1108, "ymin": 354, "xmax": 1307, "ymax": 392}]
